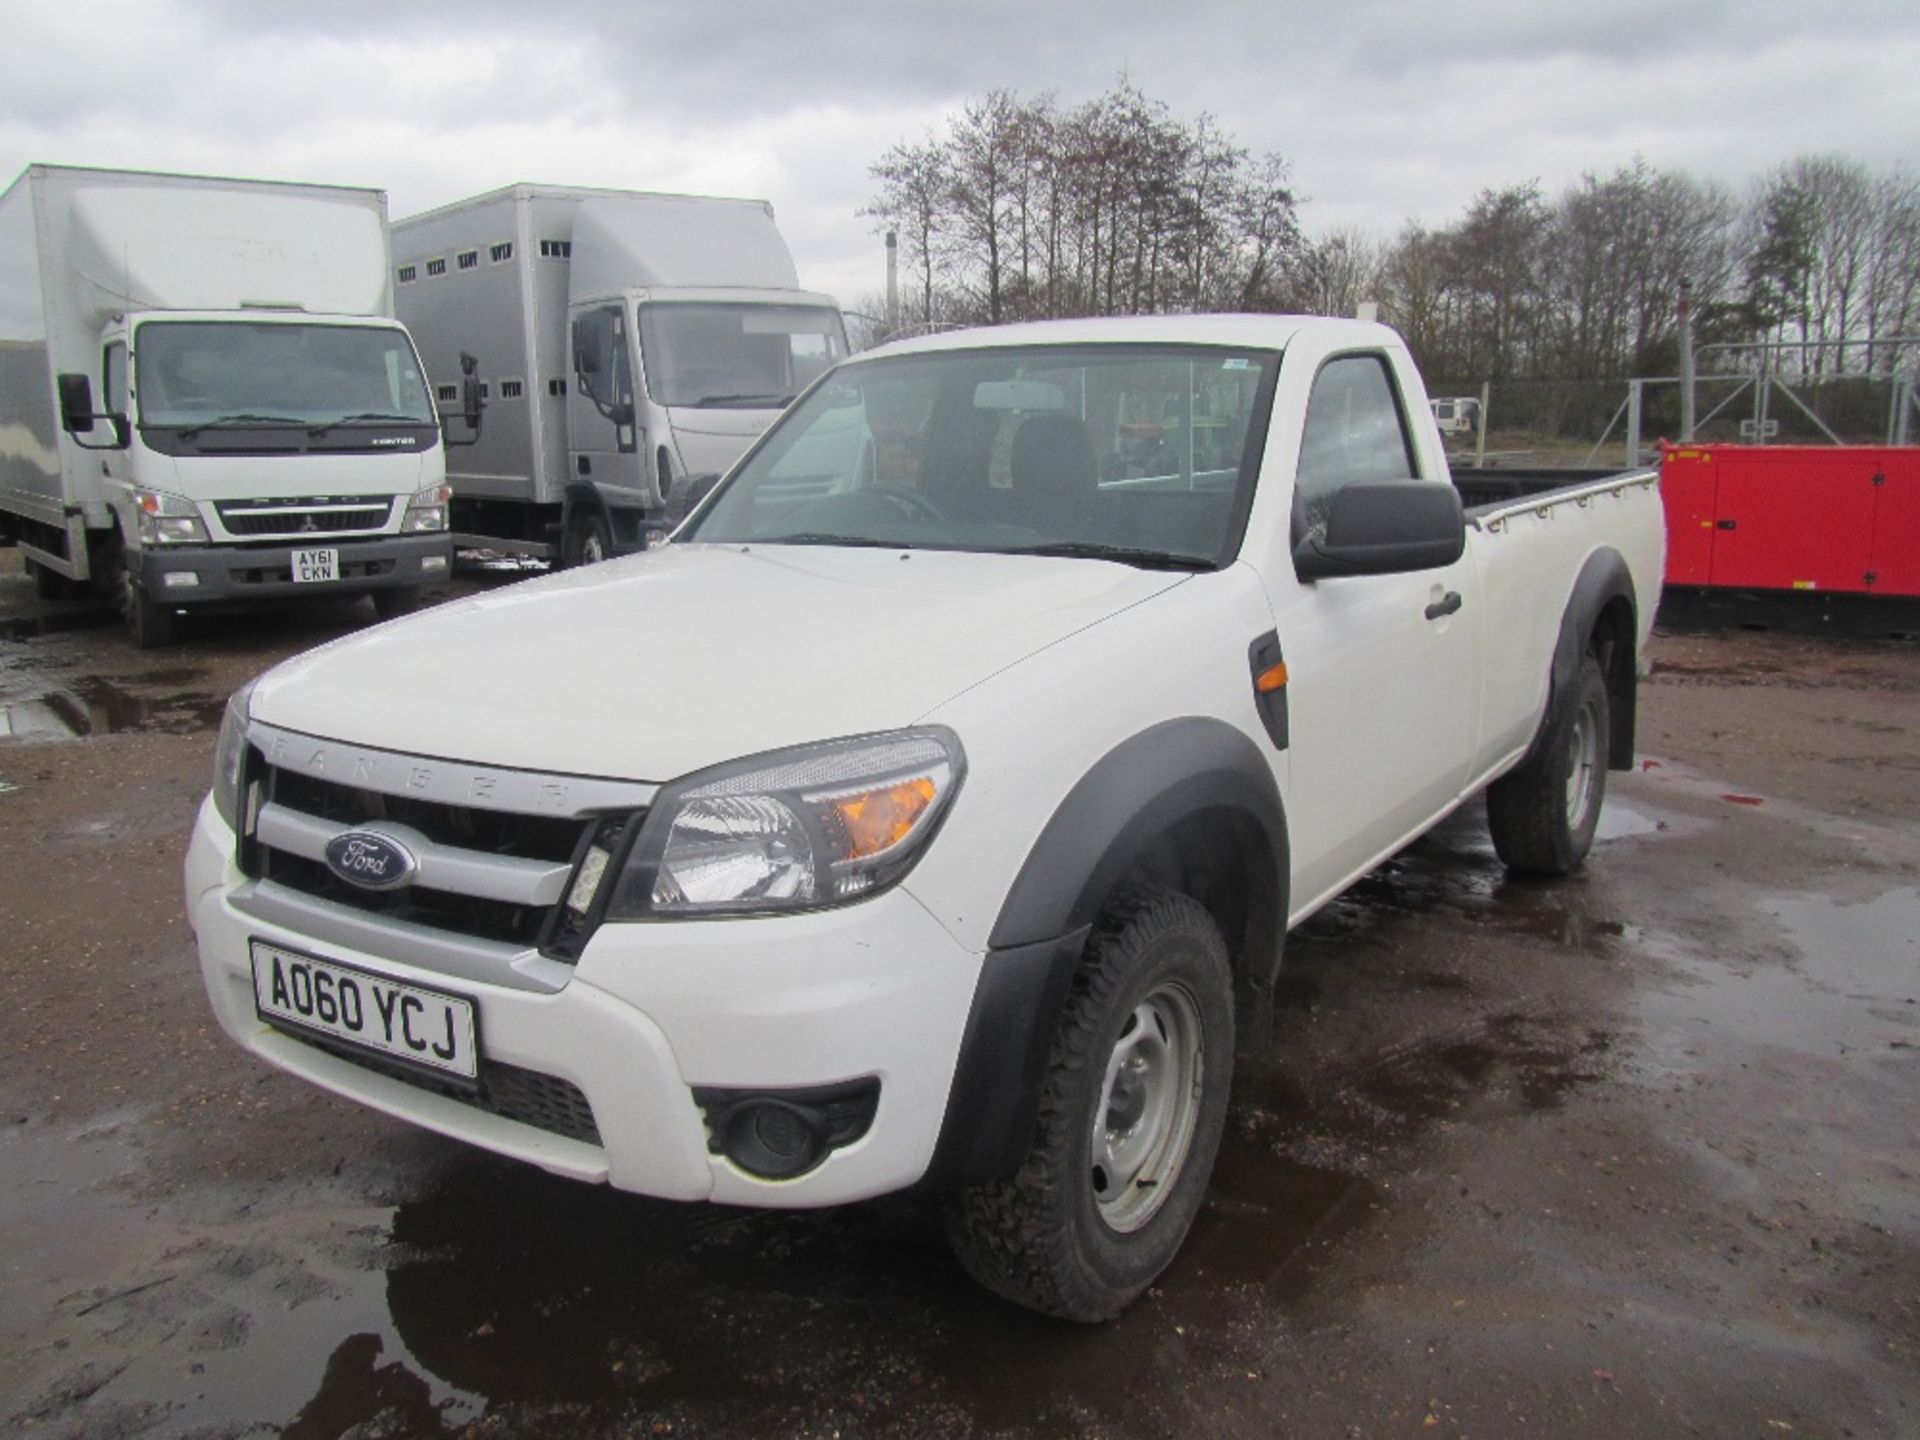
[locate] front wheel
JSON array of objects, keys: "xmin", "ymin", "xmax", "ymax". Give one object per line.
[
  {"xmin": 106, "ymin": 537, "xmax": 175, "ymax": 650},
  {"xmin": 1486, "ymin": 652, "xmax": 1610, "ymax": 874},
  {"xmin": 942, "ymin": 886, "xmax": 1234, "ymax": 1321}
]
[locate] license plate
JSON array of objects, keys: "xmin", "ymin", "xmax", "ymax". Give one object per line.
[
  {"xmin": 293, "ymin": 548, "xmax": 339, "ymax": 583},
  {"xmin": 250, "ymin": 941, "xmax": 478, "ymax": 1080}
]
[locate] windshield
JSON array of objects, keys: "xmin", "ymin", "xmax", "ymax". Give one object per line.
[
  {"xmin": 639, "ymin": 303, "xmax": 849, "ymax": 408},
  {"xmin": 134, "ymin": 321, "xmax": 437, "ymax": 427},
  {"xmin": 682, "ymin": 344, "xmax": 1280, "ymax": 568}
]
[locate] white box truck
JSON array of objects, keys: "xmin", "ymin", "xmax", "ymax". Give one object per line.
[
  {"xmin": 391, "ymin": 184, "xmax": 848, "ymax": 565},
  {"xmin": 0, "ymin": 164, "xmax": 480, "ymax": 647}
]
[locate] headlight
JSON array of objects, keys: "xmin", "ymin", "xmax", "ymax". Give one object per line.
[
  {"xmin": 132, "ymin": 490, "xmax": 209, "ymax": 545},
  {"xmin": 600, "ymin": 728, "xmax": 964, "ymax": 919},
  {"xmin": 402, "ymin": 483, "xmax": 452, "ymax": 532},
  {"xmin": 211, "ymin": 680, "xmax": 257, "ymax": 831}
]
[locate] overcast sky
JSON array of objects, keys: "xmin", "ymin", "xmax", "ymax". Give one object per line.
[{"xmin": 4, "ymin": 0, "xmax": 1917, "ymax": 310}]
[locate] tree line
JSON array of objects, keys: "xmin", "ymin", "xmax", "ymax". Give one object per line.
[{"xmin": 861, "ymin": 86, "xmax": 1920, "ymax": 383}]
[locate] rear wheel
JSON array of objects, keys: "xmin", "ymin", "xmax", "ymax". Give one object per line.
[
  {"xmin": 1487, "ymin": 653, "xmax": 1609, "ymax": 874},
  {"xmin": 942, "ymin": 886, "xmax": 1234, "ymax": 1321},
  {"xmin": 561, "ymin": 506, "xmax": 612, "ymax": 569}
]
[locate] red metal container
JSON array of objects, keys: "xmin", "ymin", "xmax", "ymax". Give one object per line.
[{"xmin": 1659, "ymin": 444, "xmax": 1920, "ymax": 598}]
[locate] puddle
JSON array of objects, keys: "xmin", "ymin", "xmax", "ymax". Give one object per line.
[
  {"xmin": 1594, "ymin": 795, "xmax": 1670, "ymax": 841},
  {"xmin": 0, "ymin": 674, "xmax": 227, "ymax": 740},
  {"xmin": 0, "ymin": 1120, "xmax": 477, "ymax": 1437},
  {"xmin": 1635, "ymin": 888, "xmax": 1920, "ymax": 1078}
]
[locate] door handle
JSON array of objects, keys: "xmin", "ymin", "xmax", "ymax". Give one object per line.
[{"xmin": 1425, "ymin": 591, "xmax": 1463, "ymax": 621}]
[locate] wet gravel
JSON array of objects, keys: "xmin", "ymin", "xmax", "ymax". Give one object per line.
[{"xmin": 1, "ymin": 549, "xmax": 1916, "ymax": 1438}]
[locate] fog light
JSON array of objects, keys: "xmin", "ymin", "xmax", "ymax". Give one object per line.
[
  {"xmin": 421, "ymin": 554, "xmax": 449, "ymax": 572},
  {"xmin": 162, "ymin": 571, "xmax": 201, "ymax": 589},
  {"xmin": 693, "ymin": 1078, "xmax": 880, "ymax": 1180}
]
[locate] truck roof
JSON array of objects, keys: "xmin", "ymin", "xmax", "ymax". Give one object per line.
[
  {"xmin": 394, "ymin": 180, "xmax": 771, "ymax": 225},
  {"xmin": 6, "ymin": 164, "xmax": 393, "ymax": 323},
  {"xmin": 393, "ymin": 184, "xmax": 803, "ymax": 296},
  {"xmin": 860, "ymin": 313, "xmax": 1394, "ymax": 358}
]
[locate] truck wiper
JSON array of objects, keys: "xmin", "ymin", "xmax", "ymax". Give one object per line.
[
  {"xmin": 756, "ymin": 532, "xmax": 913, "ymax": 549},
  {"xmin": 175, "ymin": 413, "xmax": 306, "ymax": 438},
  {"xmin": 311, "ymin": 412, "xmax": 431, "ymax": 431},
  {"xmin": 1006, "ymin": 541, "xmax": 1212, "ymax": 571}
]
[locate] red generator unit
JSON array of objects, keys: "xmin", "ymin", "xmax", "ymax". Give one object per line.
[{"xmin": 1660, "ymin": 443, "xmax": 1920, "ymax": 599}]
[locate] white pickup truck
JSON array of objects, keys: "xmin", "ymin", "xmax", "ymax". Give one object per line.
[{"xmin": 185, "ymin": 316, "xmax": 1663, "ymax": 1320}]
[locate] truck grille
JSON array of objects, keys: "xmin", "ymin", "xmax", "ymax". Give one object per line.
[
  {"xmin": 217, "ymin": 498, "xmax": 395, "ymax": 537},
  {"xmin": 238, "ymin": 729, "xmax": 653, "ymax": 962}
]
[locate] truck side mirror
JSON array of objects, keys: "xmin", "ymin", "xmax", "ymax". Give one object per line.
[
  {"xmin": 442, "ymin": 352, "xmax": 486, "ymax": 446},
  {"xmin": 1293, "ymin": 480, "xmax": 1465, "ymax": 579},
  {"xmin": 57, "ymin": 373, "xmax": 96, "ymax": 434},
  {"xmin": 56, "ymin": 372, "xmax": 130, "ymax": 448}
]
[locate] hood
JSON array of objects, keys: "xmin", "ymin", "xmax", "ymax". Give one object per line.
[
  {"xmin": 250, "ymin": 544, "xmax": 1188, "ymax": 782},
  {"xmin": 665, "ymin": 405, "xmax": 777, "ymax": 477}
]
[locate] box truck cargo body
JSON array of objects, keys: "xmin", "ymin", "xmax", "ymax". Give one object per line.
[
  {"xmin": 0, "ymin": 165, "xmax": 465, "ymax": 646},
  {"xmin": 392, "ymin": 184, "xmax": 848, "ymax": 564}
]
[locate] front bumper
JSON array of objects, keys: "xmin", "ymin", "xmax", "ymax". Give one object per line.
[
  {"xmin": 183, "ymin": 799, "xmax": 985, "ymax": 1206},
  {"xmin": 137, "ymin": 533, "xmax": 451, "ymax": 604}
]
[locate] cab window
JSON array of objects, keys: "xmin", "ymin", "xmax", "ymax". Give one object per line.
[{"xmin": 1295, "ymin": 355, "xmax": 1418, "ymax": 535}]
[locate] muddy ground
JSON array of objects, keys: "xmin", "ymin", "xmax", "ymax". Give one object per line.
[{"xmin": 1, "ymin": 552, "xmax": 1915, "ymax": 1439}]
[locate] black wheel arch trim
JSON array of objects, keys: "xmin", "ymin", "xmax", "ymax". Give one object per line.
[
  {"xmin": 1537, "ymin": 546, "xmax": 1639, "ymax": 771},
  {"xmin": 922, "ymin": 717, "xmax": 1289, "ymax": 1189}
]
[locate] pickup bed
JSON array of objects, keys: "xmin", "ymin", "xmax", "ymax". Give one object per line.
[{"xmin": 185, "ymin": 315, "xmax": 1664, "ymax": 1320}]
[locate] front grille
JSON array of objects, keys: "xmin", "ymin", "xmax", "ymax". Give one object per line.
[
  {"xmin": 243, "ymin": 745, "xmax": 632, "ymax": 955},
  {"xmin": 218, "ymin": 498, "xmax": 395, "ymax": 538},
  {"xmin": 298, "ymin": 1031, "xmax": 602, "ymax": 1145}
]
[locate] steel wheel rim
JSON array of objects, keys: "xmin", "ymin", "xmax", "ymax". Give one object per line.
[
  {"xmin": 1566, "ymin": 699, "xmax": 1600, "ymax": 828},
  {"xmin": 1090, "ymin": 981, "xmax": 1204, "ymax": 1234},
  {"xmin": 581, "ymin": 530, "xmax": 606, "ymax": 564}
]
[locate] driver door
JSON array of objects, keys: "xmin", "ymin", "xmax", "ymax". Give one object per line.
[{"xmin": 567, "ymin": 303, "xmax": 647, "ymax": 507}]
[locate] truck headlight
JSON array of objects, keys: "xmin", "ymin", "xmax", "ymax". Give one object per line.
[
  {"xmin": 132, "ymin": 490, "xmax": 209, "ymax": 545},
  {"xmin": 601, "ymin": 728, "xmax": 964, "ymax": 918},
  {"xmin": 211, "ymin": 680, "xmax": 257, "ymax": 831},
  {"xmin": 401, "ymin": 483, "xmax": 452, "ymax": 533}
]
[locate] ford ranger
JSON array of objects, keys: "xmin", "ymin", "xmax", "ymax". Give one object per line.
[{"xmin": 185, "ymin": 315, "xmax": 1665, "ymax": 1320}]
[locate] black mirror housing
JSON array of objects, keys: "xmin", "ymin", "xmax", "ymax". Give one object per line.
[
  {"xmin": 1294, "ymin": 480, "xmax": 1465, "ymax": 579},
  {"xmin": 57, "ymin": 373, "xmax": 95, "ymax": 434}
]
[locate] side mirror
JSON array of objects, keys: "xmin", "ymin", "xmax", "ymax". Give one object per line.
[
  {"xmin": 57, "ymin": 373, "xmax": 95, "ymax": 434},
  {"xmin": 56, "ymin": 373, "xmax": 130, "ymax": 449},
  {"xmin": 679, "ymin": 471, "xmax": 722, "ymax": 518},
  {"xmin": 1293, "ymin": 480, "xmax": 1465, "ymax": 579},
  {"xmin": 442, "ymin": 352, "xmax": 486, "ymax": 447}
]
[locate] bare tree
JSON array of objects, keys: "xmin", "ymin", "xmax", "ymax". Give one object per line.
[{"xmin": 864, "ymin": 137, "xmax": 953, "ymax": 330}]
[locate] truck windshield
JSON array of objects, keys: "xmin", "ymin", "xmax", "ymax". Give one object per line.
[
  {"xmin": 681, "ymin": 344, "xmax": 1280, "ymax": 569},
  {"xmin": 639, "ymin": 303, "xmax": 848, "ymax": 409},
  {"xmin": 134, "ymin": 321, "xmax": 437, "ymax": 428}
]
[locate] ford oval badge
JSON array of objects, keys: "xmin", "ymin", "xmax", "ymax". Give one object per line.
[{"xmin": 324, "ymin": 831, "xmax": 418, "ymax": 890}]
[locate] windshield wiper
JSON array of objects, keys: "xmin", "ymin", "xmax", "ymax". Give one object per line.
[
  {"xmin": 174, "ymin": 414, "xmax": 307, "ymax": 439},
  {"xmin": 754, "ymin": 532, "xmax": 912, "ymax": 549},
  {"xmin": 310, "ymin": 412, "xmax": 431, "ymax": 431},
  {"xmin": 1006, "ymin": 542, "xmax": 1212, "ymax": 571},
  {"xmin": 689, "ymin": 392, "xmax": 796, "ymax": 407}
]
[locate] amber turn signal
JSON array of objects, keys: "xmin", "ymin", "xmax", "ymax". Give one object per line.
[
  {"xmin": 1255, "ymin": 661, "xmax": 1289, "ymax": 694},
  {"xmin": 832, "ymin": 777, "xmax": 939, "ymax": 860}
]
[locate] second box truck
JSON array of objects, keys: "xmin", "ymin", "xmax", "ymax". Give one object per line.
[
  {"xmin": 392, "ymin": 184, "xmax": 848, "ymax": 565},
  {"xmin": 0, "ymin": 164, "xmax": 481, "ymax": 647}
]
